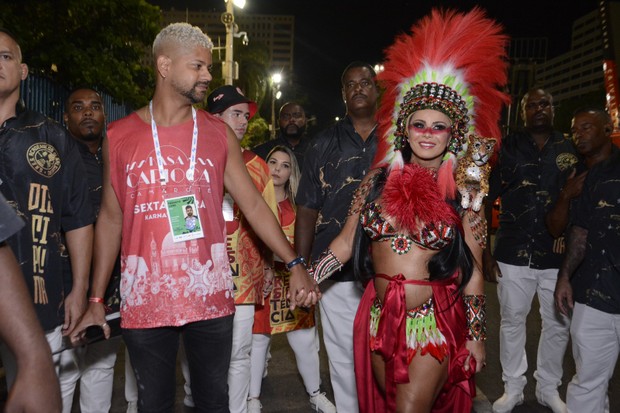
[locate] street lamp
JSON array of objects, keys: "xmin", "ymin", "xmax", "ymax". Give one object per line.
[
  {"xmin": 270, "ymin": 72, "xmax": 282, "ymax": 138},
  {"xmin": 222, "ymin": 0, "xmax": 246, "ymax": 85}
]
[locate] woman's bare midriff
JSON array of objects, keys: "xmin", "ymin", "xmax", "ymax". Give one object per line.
[{"xmin": 371, "ymin": 240, "xmax": 436, "ymax": 310}]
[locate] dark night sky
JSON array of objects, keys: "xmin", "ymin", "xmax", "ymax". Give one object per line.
[{"xmin": 150, "ymin": 0, "xmax": 600, "ymax": 129}]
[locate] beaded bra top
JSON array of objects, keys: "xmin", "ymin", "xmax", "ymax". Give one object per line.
[{"xmin": 359, "ymin": 201, "xmax": 456, "ymax": 253}]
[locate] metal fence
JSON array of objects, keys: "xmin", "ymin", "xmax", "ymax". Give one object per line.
[{"xmin": 19, "ymin": 74, "xmax": 132, "ymax": 125}]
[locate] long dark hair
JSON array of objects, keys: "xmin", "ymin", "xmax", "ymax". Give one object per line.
[{"xmin": 353, "ymin": 167, "xmax": 474, "ymax": 291}]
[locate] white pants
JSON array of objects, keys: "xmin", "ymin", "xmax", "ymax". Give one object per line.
[
  {"xmin": 567, "ymin": 303, "xmax": 619, "ymax": 413},
  {"xmin": 179, "ymin": 338, "xmax": 192, "ymax": 401},
  {"xmin": 124, "ymin": 347, "xmax": 138, "ymax": 403},
  {"xmin": 319, "ymin": 280, "xmax": 363, "ymax": 413},
  {"xmin": 59, "ymin": 348, "xmax": 81, "ymax": 413},
  {"xmin": 249, "ymin": 326, "xmax": 321, "ymax": 398},
  {"xmin": 497, "ymin": 262, "xmax": 570, "ymax": 394},
  {"xmin": 57, "ymin": 336, "xmax": 122, "ymax": 413},
  {"xmin": 228, "ymin": 304, "xmax": 255, "ymax": 413},
  {"xmin": 78, "ymin": 336, "xmax": 122, "ymax": 413},
  {"xmin": 0, "ymin": 325, "xmax": 77, "ymax": 412}
]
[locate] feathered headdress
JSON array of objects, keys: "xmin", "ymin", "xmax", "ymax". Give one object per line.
[{"xmin": 373, "ymin": 7, "xmax": 510, "ymax": 198}]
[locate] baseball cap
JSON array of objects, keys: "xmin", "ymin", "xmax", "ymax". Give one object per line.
[{"xmin": 206, "ymin": 85, "xmax": 257, "ymax": 119}]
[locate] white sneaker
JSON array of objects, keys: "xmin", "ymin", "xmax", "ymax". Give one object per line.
[
  {"xmin": 309, "ymin": 392, "xmax": 337, "ymax": 413},
  {"xmin": 247, "ymin": 398, "xmax": 262, "ymax": 413},
  {"xmin": 492, "ymin": 392, "xmax": 524, "ymax": 413},
  {"xmin": 184, "ymin": 394, "xmax": 195, "ymax": 408},
  {"xmin": 535, "ymin": 388, "xmax": 567, "ymax": 413},
  {"xmin": 126, "ymin": 401, "xmax": 138, "ymax": 413}
]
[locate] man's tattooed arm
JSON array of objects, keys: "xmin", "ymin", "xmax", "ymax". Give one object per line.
[
  {"xmin": 554, "ymin": 225, "xmax": 588, "ymax": 316},
  {"xmin": 558, "ymin": 225, "xmax": 588, "ymax": 280}
]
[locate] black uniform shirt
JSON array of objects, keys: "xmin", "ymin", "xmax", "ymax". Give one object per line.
[
  {"xmin": 296, "ymin": 116, "xmax": 376, "ymax": 282},
  {"xmin": 489, "ymin": 130, "xmax": 578, "ymax": 269},
  {"xmin": 571, "ymin": 147, "xmax": 620, "ymax": 314},
  {"xmin": 66, "ymin": 139, "xmax": 121, "ymax": 312},
  {"xmin": 0, "ymin": 104, "xmax": 93, "ymax": 330}
]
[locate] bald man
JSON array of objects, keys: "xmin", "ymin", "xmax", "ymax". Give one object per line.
[{"xmin": 0, "ymin": 29, "xmax": 93, "ymax": 412}]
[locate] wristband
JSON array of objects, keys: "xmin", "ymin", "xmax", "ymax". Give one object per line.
[
  {"xmin": 311, "ymin": 248, "xmax": 343, "ymax": 284},
  {"xmin": 463, "ymin": 294, "xmax": 487, "ymax": 341},
  {"xmin": 89, "ymin": 297, "xmax": 105, "ymax": 304},
  {"xmin": 286, "ymin": 255, "xmax": 306, "ymax": 270}
]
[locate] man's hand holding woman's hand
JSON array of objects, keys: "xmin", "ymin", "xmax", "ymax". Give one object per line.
[{"xmin": 287, "ymin": 265, "xmax": 321, "ymax": 310}]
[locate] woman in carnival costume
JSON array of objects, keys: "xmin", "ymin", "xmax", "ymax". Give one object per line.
[{"xmin": 309, "ymin": 8, "xmax": 509, "ymax": 412}]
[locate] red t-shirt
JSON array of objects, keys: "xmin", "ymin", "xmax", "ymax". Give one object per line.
[{"xmin": 107, "ymin": 110, "xmax": 235, "ymax": 328}]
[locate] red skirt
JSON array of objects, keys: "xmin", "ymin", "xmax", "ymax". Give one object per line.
[{"xmin": 353, "ymin": 274, "xmax": 476, "ymax": 413}]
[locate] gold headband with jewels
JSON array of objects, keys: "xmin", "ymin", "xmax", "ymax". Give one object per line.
[{"xmin": 394, "ymin": 82, "xmax": 469, "ymax": 155}]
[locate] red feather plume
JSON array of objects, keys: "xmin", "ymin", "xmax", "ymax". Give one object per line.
[
  {"xmin": 373, "ymin": 7, "xmax": 510, "ymax": 170},
  {"xmin": 383, "ymin": 164, "xmax": 459, "ymax": 233}
]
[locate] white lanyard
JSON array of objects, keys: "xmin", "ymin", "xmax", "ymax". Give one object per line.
[{"xmin": 149, "ymin": 100, "xmax": 198, "ymax": 185}]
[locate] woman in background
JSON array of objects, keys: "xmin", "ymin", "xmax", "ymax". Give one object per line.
[{"xmin": 247, "ymin": 146, "xmax": 336, "ymax": 413}]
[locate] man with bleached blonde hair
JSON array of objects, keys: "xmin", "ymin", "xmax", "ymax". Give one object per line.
[{"xmin": 70, "ymin": 22, "xmax": 319, "ymax": 413}]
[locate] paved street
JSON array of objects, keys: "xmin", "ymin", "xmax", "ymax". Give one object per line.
[
  {"xmin": 2, "ymin": 280, "xmax": 619, "ymax": 412},
  {"xmin": 480, "ymin": 281, "xmax": 620, "ymax": 413}
]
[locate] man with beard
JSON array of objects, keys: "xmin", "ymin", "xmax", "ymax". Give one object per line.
[
  {"xmin": 60, "ymin": 88, "xmax": 125, "ymax": 413},
  {"xmin": 485, "ymin": 88, "xmax": 577, "ymax": 413},
  {"xmin": 69, "ymin": 23, "xmax": 318, "ymax": 413},
  {"xmin": 253, "ymin": 102, "xmax": 310, "ymax": 170},
  {"xmin": 295, "ymin": 61, "xmax": 379, "ymax": 413},
  {"xmin": 185, "ymin": 205, "xmax": 198, "ymax": 232},
  {"xmin": 179, "ymin": 84, "xmax": 278, "ymax": 413},
  {"xmin": 0, "ymin": 29, "xmax": 94, "ymax": 411}
]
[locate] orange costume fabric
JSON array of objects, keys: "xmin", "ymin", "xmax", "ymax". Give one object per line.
[
  {"xmin": 253, "ymin": 198, "xmax": 315, "ymax": 334},
  {"xmin": 225, "ymin": 150, "xmax": 277, "ymax": 305},
  {"xmin": 354, "ymin": 274, "xmax": 476, "ymax": 413}
]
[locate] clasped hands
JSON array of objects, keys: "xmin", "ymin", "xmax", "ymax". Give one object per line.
[
  {"xmin": 286, "ymin": 265, "xmax": 321, "ymax": 310},
  {"xmin": 68, "ymin": 266, "xmax": 320, "ymax": 346}
]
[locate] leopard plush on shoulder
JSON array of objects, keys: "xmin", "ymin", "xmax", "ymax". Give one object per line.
[{"xmin": 456, "ymin": 134, "xmax": 497, "ymax": 212}]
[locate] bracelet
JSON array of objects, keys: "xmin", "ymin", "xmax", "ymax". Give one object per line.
[
  {"xmin": 263, "ymin": 267, "xmax": 272, "ymax": 271},
  {"xmin": 89, "ymin": 297, "xmax": 105, "ymax": 304},
  {"xmin": 465, "ymin": 210, "xmax": 488, "ymax": 249},
  {"xmin": 463, "ymin": 294, "xmax": 487, "ymax": 341},
  {"xmin": 286, "ymin": 255, "xmax": 306, "ymax": 270},
  {"xmin": 311, "ymin": 248, "xmax": 343, "ymax": 284}
]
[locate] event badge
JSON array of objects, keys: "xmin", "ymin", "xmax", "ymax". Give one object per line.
[{"xmin": 164, "ymin": 194, "xmax": 204, "ymax": 242}]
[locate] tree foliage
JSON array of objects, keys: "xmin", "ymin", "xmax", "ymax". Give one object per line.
[
  {"xmin": 236, "ymin": 40, "xmax": 271, "ymax": 108},
  {"xmin": 206, "ymin": 37, "xmax": 271, "ymax": 108},
  {"xmin": 204, "ymin": 37, "xmax": 271, "ymax": 147},
  {"xmin": 0, "ymin": 0, "xmax": 161, "ymax": 108},
  {"xmin": 235, "ymin": 39, "xmax": 271, "ymax": 147},
  {"xmin": 242, "ymin": 117, "xmax": 270, "ymax": 149},
  {"xmin": 0, "ymin": 0, "xmax": 277, "ymax": 140}
]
